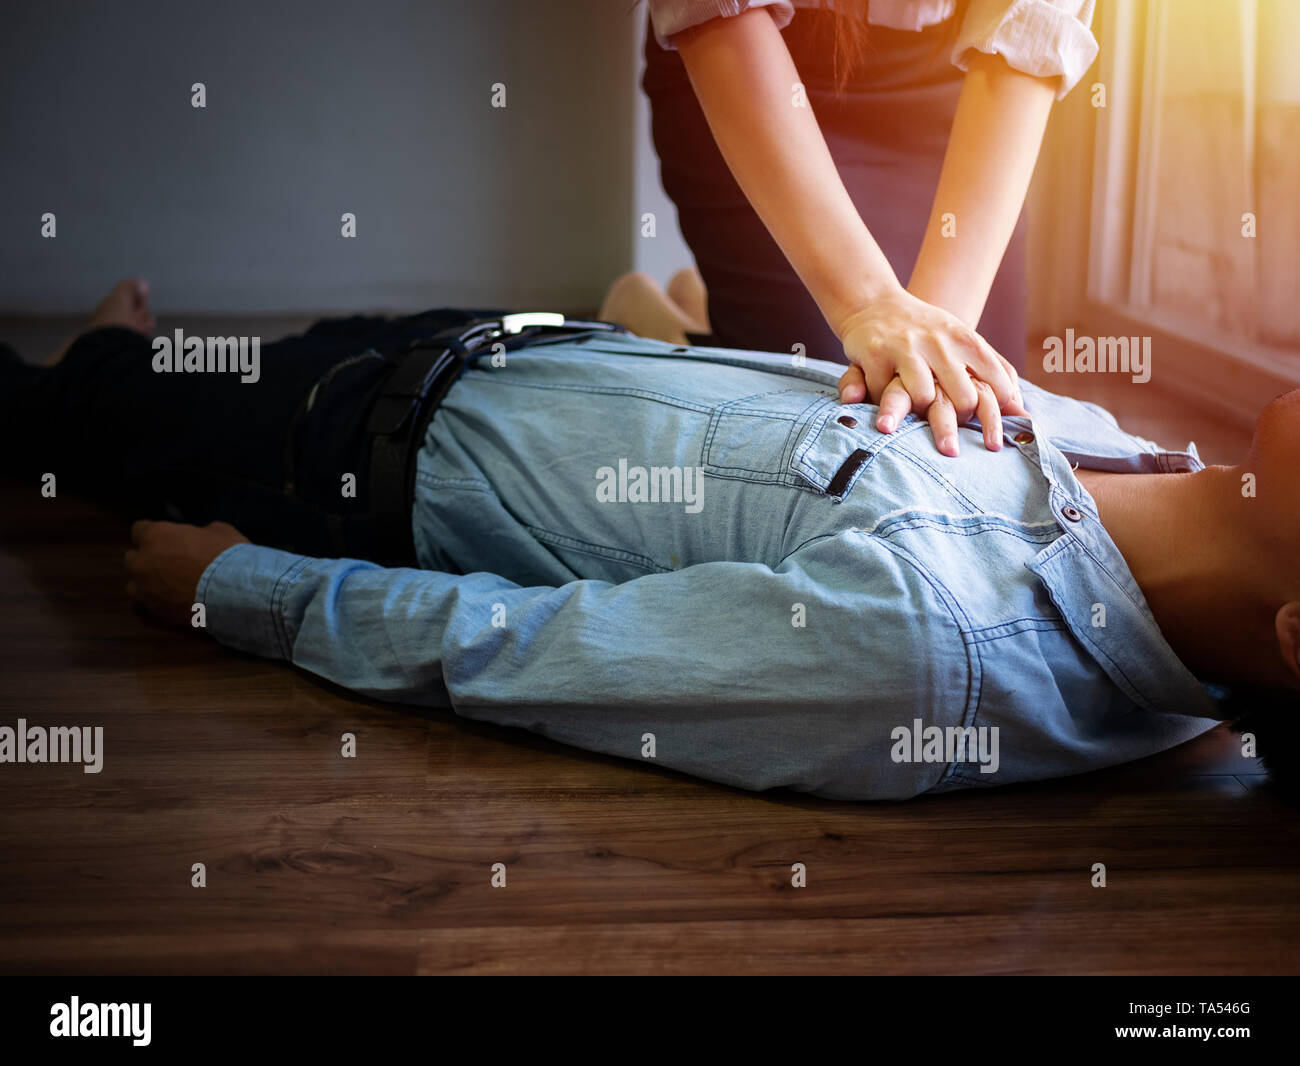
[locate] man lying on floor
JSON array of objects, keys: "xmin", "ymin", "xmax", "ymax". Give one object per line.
[{"xmin": 2, "ymin": 279, "xmax": 1296, "ymax": 800}]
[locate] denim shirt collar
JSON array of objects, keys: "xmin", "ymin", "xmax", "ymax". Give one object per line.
[{"xmin": 1009, "ymin": 402, "xmax": 1218, "ymax": 720}]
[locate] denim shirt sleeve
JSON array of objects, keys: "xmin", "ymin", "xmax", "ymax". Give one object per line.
[{"xmin": 195, "ymin": 534, "xmax": 968, "ymax": 799}]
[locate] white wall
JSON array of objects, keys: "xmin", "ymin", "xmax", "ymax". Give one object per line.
[{"xmin": 630, "ymin": 9, "xmax": 694, "ymax": 285}]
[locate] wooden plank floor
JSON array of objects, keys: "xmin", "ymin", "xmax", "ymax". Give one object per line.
[{"xmin": 0, "ymin": 331, "xmax": 1296, "ymax": 975}]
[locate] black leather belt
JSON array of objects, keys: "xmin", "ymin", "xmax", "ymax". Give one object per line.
[{"xmin": 362, "ymin": 312, "xmax": 630, "ymax": 566}]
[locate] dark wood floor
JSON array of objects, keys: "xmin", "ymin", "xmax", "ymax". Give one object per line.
[{"xmin": 0, "ymin": 330, "xmax": 1296, "ymax": 975}]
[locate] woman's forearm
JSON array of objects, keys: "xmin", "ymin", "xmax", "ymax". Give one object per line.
[
  {"xmin": 908, "ymin": 52, "xmax": 1056, "ymax": 329},
  {"xmin": 675, "ymin": 9, "xmax": 900, "ymax": 338},
  {"xmin": 673, "ymin": 11, "xmax": 1030, "ymax": 451}
]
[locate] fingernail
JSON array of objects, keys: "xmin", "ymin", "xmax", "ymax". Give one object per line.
[
  {"xmin": 878, "ymin": 415, "xmax": 894, "ymax": 433},
  {"xmin": 942, "ymin": 436, "xmax": 957, "ymax": 455}
]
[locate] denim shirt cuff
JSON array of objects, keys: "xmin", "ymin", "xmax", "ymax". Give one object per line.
[{"xmin": 195, "ymin": 542, "xmax": 313, "ymax": 661}]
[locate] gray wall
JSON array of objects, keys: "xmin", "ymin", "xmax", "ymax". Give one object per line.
[{"xmin": 1, "ymin": 0, "xmax": 691, "ymax": 314}]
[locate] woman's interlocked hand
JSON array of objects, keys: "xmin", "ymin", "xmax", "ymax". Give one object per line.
[{"xmin": 834, "ymin": 285, "xmax": 1028, "ymax": 457}]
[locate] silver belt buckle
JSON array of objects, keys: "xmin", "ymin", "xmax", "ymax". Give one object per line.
[
  {"xmin": 465, "ymin": 312, "xmax": 576, "ymax": 354},
  {"xmin": 500, "ymin": 311, "xmax": 566, "ymax": 334}
]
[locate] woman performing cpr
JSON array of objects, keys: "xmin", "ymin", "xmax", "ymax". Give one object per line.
[{"xmin": 627, "ymin": 0, "xmax": 1098, "ymax": 457}]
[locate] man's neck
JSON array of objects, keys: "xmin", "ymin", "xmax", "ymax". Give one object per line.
[{"xmin": 1074, "ymin": 465, "xmax": 1286, "ymax": 686}]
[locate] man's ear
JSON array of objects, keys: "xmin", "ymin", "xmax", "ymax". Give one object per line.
[{"xmin": 1275, "ymin": 603, "xmax": 1300, "ymax": 683}]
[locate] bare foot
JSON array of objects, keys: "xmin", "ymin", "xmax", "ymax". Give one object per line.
[
  {"xmin": 598, "ymin": 271, "xmax": 698, "ymax": 345},
  {"xmin": 48, "ymin": 278, "xmax": 156, "ymax": 366},
  {"xmin": 667, "ymin": 266, "xmax": 710, "ymax": 335}
]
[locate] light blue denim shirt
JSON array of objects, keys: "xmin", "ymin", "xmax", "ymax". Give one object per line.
[{"xmin": 197, "ymin": 330, "xmax": 1220, "ymax": 800}]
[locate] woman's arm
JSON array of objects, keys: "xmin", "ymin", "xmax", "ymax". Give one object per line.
[
  {"xmin": 907, "ymin": 51, "xmax": 1057, "ymax": 327},
  {"xmin": 675, "ymin": 9, "xmax": 1021, "ymax": 456},
  {"xmin": 673, "ymin": 8, "xmax": 894, "ymax": 337}
]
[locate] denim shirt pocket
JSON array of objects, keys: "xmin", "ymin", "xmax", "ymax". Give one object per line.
[
  {"xmin": 700, "ymin": 390, "xmax": 837, "ymax": 486},
  {"xmin": 790, "ymin": 408, "xmax": 928, "ymax": 501}
]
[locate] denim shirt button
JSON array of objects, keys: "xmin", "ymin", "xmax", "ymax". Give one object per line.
[
  {"xmin": 1061, "ymin": 505, "xmax": 1083, "ymax": 522},
  {"xmin": 836, "ymin": 415, "xmax": 859, "ymax": 429},
  {"xmin": 1013, "ymin": 430, "xmax": 1035, "ymax": 445}
]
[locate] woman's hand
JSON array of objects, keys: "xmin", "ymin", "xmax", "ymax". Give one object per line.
[
  {"xmin": 834, "ymin": 286, "xmax": 1027, "ymax": 457},
  {"xmin": 124, "ymin": 519, "xmax": 250, "ymax": 628}
]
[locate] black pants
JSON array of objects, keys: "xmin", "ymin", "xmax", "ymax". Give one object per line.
[
  {"xmin": 642, "ymin": 10, "xmax": 1028, "ymax": 368},
  {"xmin": 0, "ymin": 308, "xmax": 499, "ymax": 562}
]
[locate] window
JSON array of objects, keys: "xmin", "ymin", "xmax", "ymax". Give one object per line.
[{"xmin": 1084, "ymin": 0, "xmax": 1297, "ymax": 416}]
